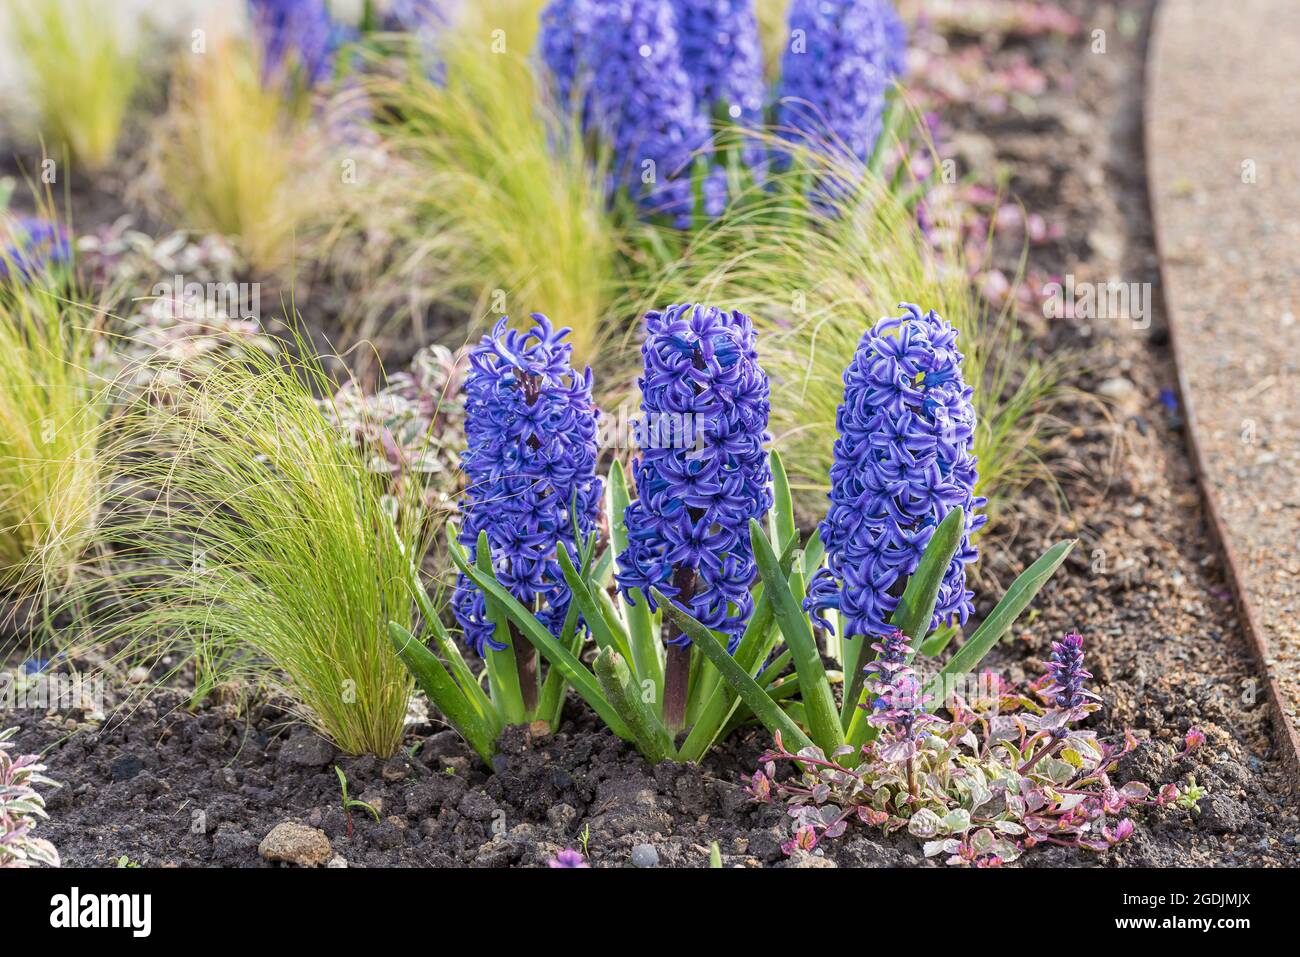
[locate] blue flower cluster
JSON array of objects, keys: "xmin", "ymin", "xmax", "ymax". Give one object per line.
[
  {"xmin": 538, "ymin": 0, "xmax": 598, "ymax": 115},
  {"xmin": 0, "ymin": 218, "xmax": 71, "ymax": 283},
  {"xmin": 538, "ymin": 0, "xmax": 767, "ymax": 223},
  {"xmin": 777, "ymin": 0, "xmax": 906, "ymax": 167},
  {"xmin": 588, "ymin": 1, "xmax": 714, "ymax": 222},
  {"xmin": 248, "ymin": 0, "xmax": 342, "ymax": 87},
  {"xmin": 615, "ymin": 303, "xmax": 772, "ymax": 649},
  {"xmin": 451, "ymin": 315, "xmax": 603, "ymax": 656},
  {"xmin": 672, "ymin": 0, "xmax": 765, "ymax": 125},
  {"xmin": 804, "ymin": 303, "xmax": 986, "ymax": 641}
]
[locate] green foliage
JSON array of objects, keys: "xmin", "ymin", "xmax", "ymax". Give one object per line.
[
  {"xmin": 0, "ymin": 241, "xmax": 103, "ymax": 597},
  {"xmin": 367, "ymin": 0, "xmax": 626, "ymax": 362},
  {"xmin": 85, "ymin": 336, "xmax": 427, "ymax": 757},
  {"xmin": 6, "ymin": 0, "xmax": 142, "ymax": 170},
  {"xmin": 656, "ymin": 468, "xmax": 1074, "ymax": 761}
]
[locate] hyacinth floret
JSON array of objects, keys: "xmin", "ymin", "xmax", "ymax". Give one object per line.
[
  {"xmin": 804, "ymin": 303, "xmax": 986, "ymax": 641},
  {"xmin": 777, "ymin": 0, "xmax": 907, "ymax": 167},
  {"xmin": 672, "ymin": 0, "xmax": 765, "ymax": 124},
  {"xmin": 0, "ymin": 218, "xmax": 71, "ymax": 283},
  {"xmin": 452, "ymin": 314, "xmax": 602, "ymax": 656},
  {"xmin": 616, "ymin": 303, "xmax": 772, "ymax": 649},
  {"xmin": 587, "ymin": 0, "xmax": 715, "ymax": 222},
  {"xmin": 248, "ymin": 0, "xmax": 342, "ymax": 87}
]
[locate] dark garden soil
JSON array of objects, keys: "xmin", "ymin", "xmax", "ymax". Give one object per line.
[{"xmin": 3, "ymin": 0, "xmax": 1297, "ymax": 867}]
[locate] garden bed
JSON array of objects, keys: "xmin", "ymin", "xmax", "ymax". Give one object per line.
[{"xmin": 5, "ymin": 0, "xmax": 1295, "ymax": 868}]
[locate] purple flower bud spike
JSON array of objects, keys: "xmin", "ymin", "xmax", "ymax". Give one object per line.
[
  {"xmin": 777, "ymin": 0, "xmax": 907, "ymax": 168},
  {"xmin": 616, "ymin": 303, "xmax": 772, "ymax": 728},
  {"xmin": 1044, "ymin": 631, "xmax": 1093, "ymax": 709},
  {"xmin": 452, "ymin": 315, "xmax": 602, "ymax": 708},
  {"xmin": 804, "ymin": 304, "xmax": 986, "ymax": 643}
]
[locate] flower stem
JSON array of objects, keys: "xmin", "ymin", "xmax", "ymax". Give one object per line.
[
  {"xmin": 512, "ymin": 623, "xmax": 540, "ymax": 715},
  {"xmin": 662, "ymin": 567, "xmax": 697, "ymax": 732}
]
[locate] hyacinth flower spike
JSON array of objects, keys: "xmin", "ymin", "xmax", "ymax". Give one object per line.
[
  {"xmin": 614, "ymin": 303, "xmax": 773, "ymax": 729},
  {"xmin": 451, "ymin": 303, "xmax": 811, "ymax": 764},
  {"xmin": 443, "ymin": 305, "xmax": 1072, "ymax": 767},
  {"xmin": 247, "ymin": 0, "xmax": 345, "ymax": 88},
  {"xmin": 537, "ymin": 0, "xmax": 763, "ymax": 224},
  {"xmin": 776, "ymin": 0, "xmax": 907, "ymax": 169},
  {"xmin": 663, "ymin": 305, "xmax": 1076, "ymax": 763},
  {"xmin": 389, "ymin": 315, "xmax": 601, "ymax": 760}
]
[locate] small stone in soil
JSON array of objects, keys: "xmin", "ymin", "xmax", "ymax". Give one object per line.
[
  {"xmin": 630, "ymin": 844, "xmax": 659, "ymax": 868},
  {"xmin": 258, "ymin": 822, "xmax": 332, "ymax": 867}
]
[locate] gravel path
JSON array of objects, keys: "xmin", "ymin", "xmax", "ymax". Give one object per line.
[{"xmin": 1146, "ymin": 0, "xmax": 1300, "ymax": 772}]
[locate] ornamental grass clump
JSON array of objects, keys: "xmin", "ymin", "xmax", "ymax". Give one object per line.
[
  {"xmin": 150, "ymin": 36, "xmax": 335, "ymax": 272},
  {"xmin": 87, "ymin": 337, "xmax": 428, "ymax": 757},
  {"xmin": 5, "ymin": 0, "xmax": 142, "ymax": 171},
  {"xmin": 748, "ymin": 632, "xmax": 1205, "ymax": 865},
  {"xmin": 617, "ymin": 303, "xmax": 772, "ymax": 728},
  {"xmin": 0, "ymin": 727, "xmax": 60, "ymax": 868},
  {"xmin": 0, "ymin": 217, "xmax": 104, "ymax": 598},
  {"xmin": 370, "ymin": 0, "xmax": 621, "ymax": 362}
]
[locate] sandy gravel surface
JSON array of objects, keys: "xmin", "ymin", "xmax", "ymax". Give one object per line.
[{"xmin": 1146, "ymin": 0, "xmax": 1300, "ymax": 752}]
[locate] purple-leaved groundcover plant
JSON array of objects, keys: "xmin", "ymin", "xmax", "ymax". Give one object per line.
[
  {"xmin": 749, "ymin": 633, "xmax": 1206, "ymax": 865},
  {"xmin": 616, "ymin": 302, "xmax": 772, "ymax": 728},
  {"xmin": 0, "ymin": 728, "xmax": 60, "ymax": 868}
]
